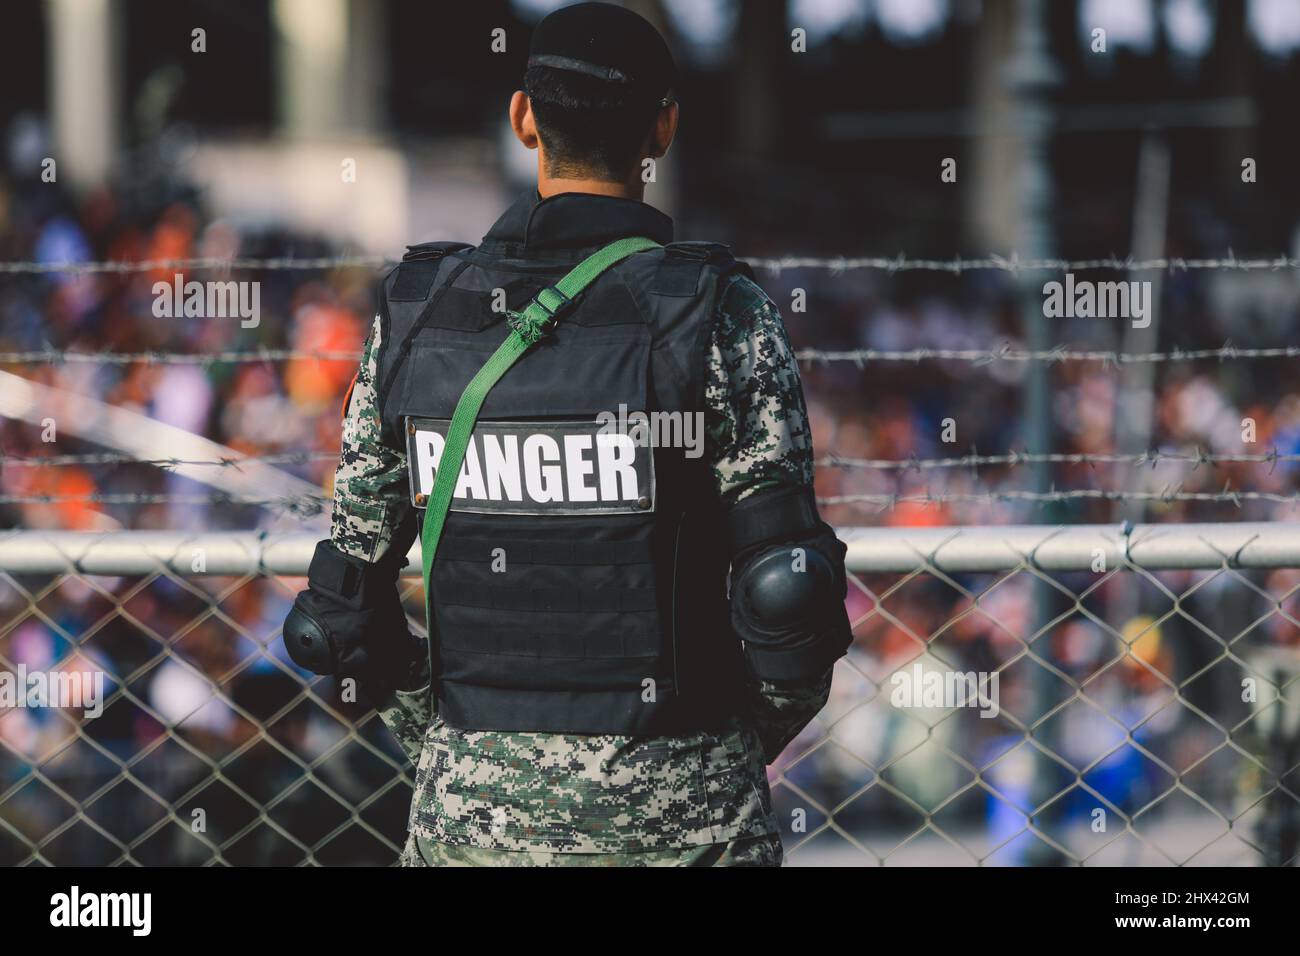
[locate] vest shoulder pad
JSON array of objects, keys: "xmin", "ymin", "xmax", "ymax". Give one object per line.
[
  {"xmin": 389, "ymin": 241, "xmax": 475, "ymax": 301},
  {"xmin": 650, "ymin": 241, "xmax": 753, "ymax": 297}
]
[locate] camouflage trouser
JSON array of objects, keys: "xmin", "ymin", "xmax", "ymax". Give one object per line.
[{"xmin": 400, "ymin": 832, "xmax": 783, "ymax": 867}]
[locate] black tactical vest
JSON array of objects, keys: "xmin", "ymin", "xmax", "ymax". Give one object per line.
[{"xmin": 375, "ymin": 227, "xmax": 753, "ymax": 735}]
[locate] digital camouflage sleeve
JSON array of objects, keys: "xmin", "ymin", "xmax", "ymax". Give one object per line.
[
  {"xmin": 329, "ymin": 323, "xmax": 430, "ymax": 766},
  {"xmin": 328, "ymin": 271, "xmax": 833, "ymax": 856},
  {"xmin": 705, "ymin": 274, "xmax": 834, "ymax": 766}
]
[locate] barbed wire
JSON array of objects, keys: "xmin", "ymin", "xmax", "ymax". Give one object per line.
[
  {"xmin": 1, "ymin": 451, "xmax": 339, "ymax": 468},
  {"xmin": 0, "ymin": 348, "xmax": 362, "ymax": 365},
  {"xmin": 818, "ymin": 448, "xmax": 1300, "ymax": 473},
  {"xmin": 2, "ymin": 485, "xmax": 1294, "ymax": 513},
  {"xmin": 796, "ymin": 342, "xmax": 1300, "ymax": 366},
  {"xmin": 1, "ymin": 251, "xmax": 1298, "ymax": 276},
  {"xmin": 754, "ymin": 252, "xmax": 1300, "ymax": 275},
  {"xmin": 4, "ymin": 340, "xmax": 1298, "ymax": 367},
  {"xmin": 0, "ymin": 492, "xmax": 328, "ymax": 516},
  {"xmin": 1, "ymin": 251, "xmax": 1293, "ymax": 366},
  {"xmin": 4, "ymin": 447, "xmax": 1294, "ymax": 474},
  {"xmin": 820, "ymin": 486, "xmax": 1300, "ymax": 510},
  {"xmin": 0, "ymin": 256, "xmax": 390, "ymax": 276},
  {"xmin": 2, "ymin": 253, "xmax": 1295, "ymax": 513}
]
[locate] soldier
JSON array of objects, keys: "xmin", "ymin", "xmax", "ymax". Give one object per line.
[{"xmin": 283, "ymin": 1, "xmax": 852, "ymax": 867}]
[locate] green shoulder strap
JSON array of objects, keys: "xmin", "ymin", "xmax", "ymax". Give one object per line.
[{"xmin": 418, "ymin": 236, "xmax": 662, "ymax": 640}]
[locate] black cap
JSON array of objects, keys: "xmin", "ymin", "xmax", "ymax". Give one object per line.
[{"xmin": 528, "ymin": 2, "xmax": 675, "ymax": 105}]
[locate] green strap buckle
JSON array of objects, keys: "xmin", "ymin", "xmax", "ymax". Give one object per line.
[
  {"xmin": 507, "ymin": 285, "xmax": 572, "ymax": 345},
  {"xmin": 534, "ymin": 285, "xmax": 572, "ymax": 316}
]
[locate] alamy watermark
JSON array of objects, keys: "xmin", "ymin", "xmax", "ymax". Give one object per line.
[
  {"xmin": 889, "ymin": 662, "xmax": 999, "ymax": 719},
  {"xmin": 152, "ymin": 273, "xmax": 261, "ymax": 328},
  {"xmin": 0, "ymin": 665, "xmax": 104, "ymax": 718},
  {"xmin": 50, "ymin": 886, "xmax": 150, "ymax": 936},
  {"xmin": 1042, "ymin": 273, "xmax": 1151, "ymax": 328},
  {"xmin": 595, "ymin": 404, "xmax": 704, "ymax": 459}
]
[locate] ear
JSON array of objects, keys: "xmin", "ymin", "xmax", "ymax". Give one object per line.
[
  {"xmin": 648, "ymin": 101, "xmax": 679, "ymax": 159},
  {"xmin": 510, "ymin": 90, "xmax": 539, "ymax": 149}
]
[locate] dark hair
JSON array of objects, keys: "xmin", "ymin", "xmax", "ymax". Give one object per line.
[{"xmin": 523, "ymin": 65, "xmax": 663, "ymax": 181}]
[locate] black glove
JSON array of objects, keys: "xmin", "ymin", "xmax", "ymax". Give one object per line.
[
  {"xmin": 730, "ymin": 523, "xmax": 852, "ymax": 684},
  {"xmin": 284, "ymin": 541, "xmax": 423, "ymax": 698}
]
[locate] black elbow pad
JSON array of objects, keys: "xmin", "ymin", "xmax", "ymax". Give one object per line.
[
  {"xmin": 284, "ymin": 597, "xmax": 340, "ymax": 674},
  {"xmin": 283, "ymin": 540, "xmax": 420, "ymax": 691},
  {"xmin": 728, "ymin": 488, "xmax": 852, "ymax": 683}
]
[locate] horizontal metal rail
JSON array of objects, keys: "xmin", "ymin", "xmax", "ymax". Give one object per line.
[{"xmin": 1, "ymin": 523, "xmax": 1298, "ymax": 575}]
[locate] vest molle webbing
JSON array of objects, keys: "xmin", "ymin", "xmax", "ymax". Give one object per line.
[{"xmin": 378, "ymin": 238, "xmax": 751, "ymax": 734}]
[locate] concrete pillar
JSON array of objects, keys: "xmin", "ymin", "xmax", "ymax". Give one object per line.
[
  {"xmin": 273, "ymin": 0, "xmax": 349, "ymax": 138},
  {"xmin": 345, "ymin": 0, "xmax": 387, "ymax": 134},
  {"xmin": 274, "ymin": 0, "xmax": 387, "ymax": 136},
  {"xmin": 963, "ymin": 0, "xmax": 1017, "ymax": 252},
  {"xmin": 46, "ymin": 0, "xmax": 121, "ymax": 190}
]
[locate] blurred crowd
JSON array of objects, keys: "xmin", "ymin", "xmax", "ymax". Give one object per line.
[
  {"xmin": 2, "ymin": 136, "xmax": 1299, "ymax": 864},
  {"xmin": 777, "ymin": 233, "xmax": 1300, "ymax": 862},
  {"xmin": 0, "ymin": 172, "xmax": 368, "ymax": 534},
  {"xmin": 791, "ymin": 263, "xmax": 1300, "ymax": 533},
  {"xmin": 0, "ymin": 154, "xmax": 404, "ymax": 863}
]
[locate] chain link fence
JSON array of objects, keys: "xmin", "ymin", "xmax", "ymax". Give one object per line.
[{"xmin": 1, "ymin": 525, "xmax": 1297, "ymax": 866}]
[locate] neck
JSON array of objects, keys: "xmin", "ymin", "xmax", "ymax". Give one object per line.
[{"xmin": 537, "ymin": 165, "xmax": 644, "ymax": 202}]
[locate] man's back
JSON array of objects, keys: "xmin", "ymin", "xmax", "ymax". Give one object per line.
[{"xmin": 285, "ymin": 2, "xmax": 851, "ymax": 867}]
